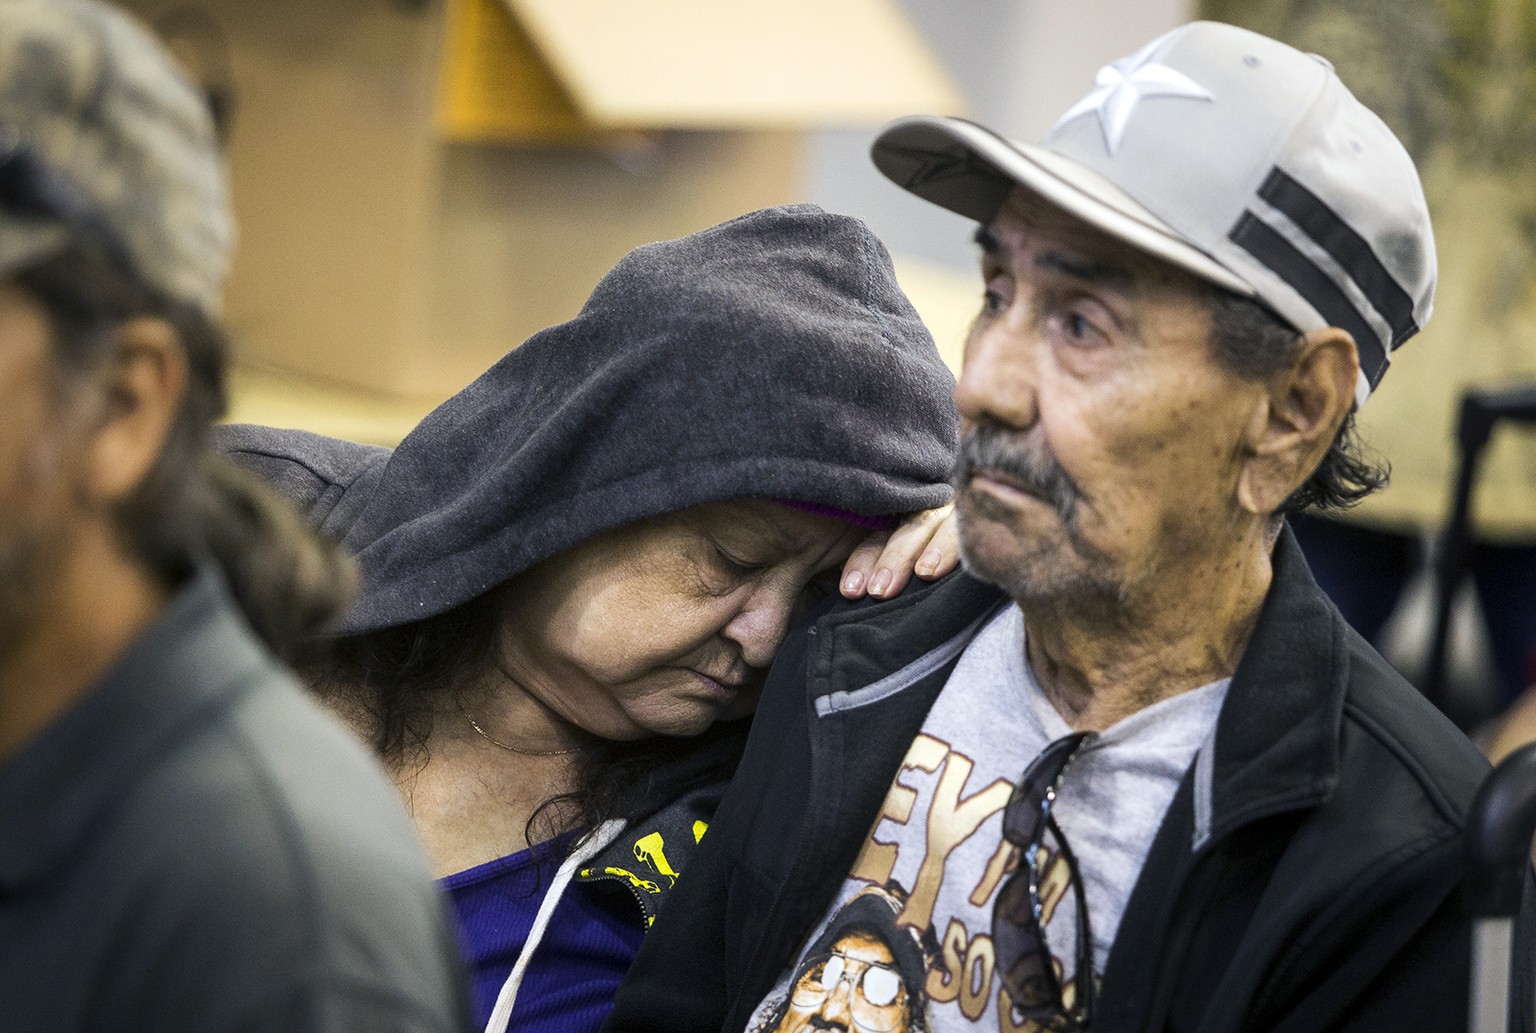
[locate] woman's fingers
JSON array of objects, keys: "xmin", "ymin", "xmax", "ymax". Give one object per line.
[
  {"xmin": 911, "ymin": 505, "xmax": 960, "ymax": 581},
  {"xmin": 840, "ymin": 504, "xmax": 958, "ymax": 599}
]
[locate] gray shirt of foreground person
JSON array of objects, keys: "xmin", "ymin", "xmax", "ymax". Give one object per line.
[{"xmin": 0, "ymin": 566, "xmax": 470, "ymax": 1033}]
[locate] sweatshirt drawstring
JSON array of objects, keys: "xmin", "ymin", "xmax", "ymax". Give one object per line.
[{"xmin": 481, "ymin": 819, "xmax": 628, "ymax": 1033}]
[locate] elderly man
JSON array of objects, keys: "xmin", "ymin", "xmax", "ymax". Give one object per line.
[
  {"xmin": 0, "ymin": 2, "xmax": 468, "ymax": 1030},
  {"xmin": 606, "ymin": 21, "xmax": 1533, "ymax": 1033}
]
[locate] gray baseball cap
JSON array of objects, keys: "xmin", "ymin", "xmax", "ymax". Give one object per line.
[
  {"xmin": 0, "ymin": 0, "xmax": 232, "ymax": 313},
  {"xmin": 872, "ymin": 20, "xmax": 1435, "ymax": 405}
]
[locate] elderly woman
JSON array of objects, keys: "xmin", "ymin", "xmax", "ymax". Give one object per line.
[{"xmin": 217, "ymin": 204, "xmax": 958, "ymax": 1033}]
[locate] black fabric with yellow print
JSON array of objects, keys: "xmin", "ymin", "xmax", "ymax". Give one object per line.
[{"xmin": 577, "ymin": 780, "xmax": 727, "ymax": 929}]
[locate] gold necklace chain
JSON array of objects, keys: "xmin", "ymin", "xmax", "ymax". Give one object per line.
[{"xmin": 457, "ymin": 700, "xmax": 581, "ymax": 757}]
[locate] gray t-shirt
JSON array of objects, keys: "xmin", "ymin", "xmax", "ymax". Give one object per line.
[{"xmin": 747, "ymin": 605, "xmax": 1227, "ymax": 1033}]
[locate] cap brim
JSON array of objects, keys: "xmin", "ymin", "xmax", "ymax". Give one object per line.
[{"xmin": 871, "ymin": 115, "xmax": 1254, "ymax": 298}]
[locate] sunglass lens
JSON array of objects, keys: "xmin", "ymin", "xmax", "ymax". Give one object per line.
[
  {"xmin": 993, "ymin": 874, "xmax": 1054, "ymax": 1007},
  {"xmin": 1002, "ymin": 734, "xmax": 1087, "ymax": 845}
]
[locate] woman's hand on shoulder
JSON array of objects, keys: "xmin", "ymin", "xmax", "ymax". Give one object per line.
[{"xmin": 839, "ymin": 503, "xmax": 958, "ymax": 600}]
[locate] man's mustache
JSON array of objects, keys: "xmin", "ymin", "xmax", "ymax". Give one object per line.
[{"xmin": 953, "ymin": 425, "xmax": 1082, "ymax": 521}]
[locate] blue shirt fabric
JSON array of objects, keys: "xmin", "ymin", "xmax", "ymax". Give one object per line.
[{"xmin": 444, "ymin": 842, "xmax": 646, "ymax": 1033}]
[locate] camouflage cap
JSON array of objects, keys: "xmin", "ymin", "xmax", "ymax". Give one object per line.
[{"xmin": 0, "ymin": 0, "xmax": 232, "ymax": 313}]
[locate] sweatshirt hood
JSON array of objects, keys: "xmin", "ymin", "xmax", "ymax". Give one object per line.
[{"xmin": 218, "ymin": 204, "xmax": 958, "ymax": 636}]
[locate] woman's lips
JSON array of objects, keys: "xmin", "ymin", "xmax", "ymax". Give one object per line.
[{"xmin": 689, "ymin": 670, "xmax": 742, "ymax": 699}]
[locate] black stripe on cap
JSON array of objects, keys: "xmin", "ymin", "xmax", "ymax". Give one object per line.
[
  {"xmin": 1257, "ymin": 168, "xmax": 1419, "ymax": 349},
  {"xmin": 1229, "ymin": 211, "xmax": 1389, "ymax": 390}
]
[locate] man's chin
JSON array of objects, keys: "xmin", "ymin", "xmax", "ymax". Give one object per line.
[
  {"xmin": 956, "ymin": 503, "xmax": 1036, "ymax": 579},
  {"xmin": 960, "ymin": 547, "xmax": 1038, "ymax": 599},
  {"xmin": 958, "ymin": 519, "xmax": 1085, "ymax": 604}
]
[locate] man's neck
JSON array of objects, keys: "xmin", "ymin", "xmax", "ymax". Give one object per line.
[
  {"xmin": 1019, "ymin": 526, "xmax": 1277, "ymax": 732},
  {"xmin": 0, "ymin": 528, "xmax": 168, "ymax": 763}
]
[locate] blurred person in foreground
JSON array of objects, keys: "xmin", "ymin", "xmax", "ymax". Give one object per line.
[
  {"xmin": 216, "ymin": 203, "xmax": 960, "ymax": 1033},
  {"xmin": 0, "ymin": 2, "xmax": 469, "ymax": 1030},
  {"xmin": 606, "ymin": 21, "xmax": 1534, "ymax": 1033}
]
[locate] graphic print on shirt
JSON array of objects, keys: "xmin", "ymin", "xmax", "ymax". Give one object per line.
[
  {"xmin": 745, "ymin": 605, "xmax": 1229, "ymax": 1033},
  {"xmin": 749, "ymin": 884, "xmax": 935, "ymax": 1033},
  {"xmin": 747, "ymin": 731, "xmax": 1093, "ymax": 1033}
]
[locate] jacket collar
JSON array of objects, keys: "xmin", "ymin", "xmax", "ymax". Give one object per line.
[
  {"xmin": 0, "ymin": 566, "xmax": 267, "ymax": 892},
  {"xmin": 814, "ymin": 569, "xmax": 1008, "ymax": 710},
  {"xmin": 1200, "ymin": 523, "xmax": 1346, "ymax": 844},
  {"xmin": 813, "ymin": 523, "xmax": 1344, "ymax": 846}
]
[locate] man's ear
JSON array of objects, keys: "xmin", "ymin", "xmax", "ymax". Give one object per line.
[
  {"xmin": 85, "ymin": 316, "xmax": 188, "ymax": 504},
  {"xmin": 1236, "ymin": 326, "xmax": 1358, "ymax": 516}
]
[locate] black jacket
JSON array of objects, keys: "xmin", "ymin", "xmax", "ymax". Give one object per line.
[{"xmin": 605, "ymin": 529, "xmax": 1534, "ymax": 1032}]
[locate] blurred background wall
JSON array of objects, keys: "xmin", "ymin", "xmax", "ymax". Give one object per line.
[{"xmin": 118, "ymin": 0, "xmax": 1191, "ymax": 442}]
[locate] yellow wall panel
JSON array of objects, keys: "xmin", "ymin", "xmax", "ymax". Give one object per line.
[{"xmin": 438, "ymin": 0, "xmax": 592, "ymax": 142}]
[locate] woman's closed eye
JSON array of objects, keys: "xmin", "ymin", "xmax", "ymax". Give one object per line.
[{"xmin": 712, "ymin": 544, "xmax": 767, "ymax": 577}]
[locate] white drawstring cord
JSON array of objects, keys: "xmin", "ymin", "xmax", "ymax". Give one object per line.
[{"xmin": 481, "ymin": 819, "xmax": 628, "ymax": 1033}]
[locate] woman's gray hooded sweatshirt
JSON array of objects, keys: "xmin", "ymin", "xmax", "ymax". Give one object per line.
[{"xmin": 216, "ymin": 203, "xmax": 959, "ymax": 637}]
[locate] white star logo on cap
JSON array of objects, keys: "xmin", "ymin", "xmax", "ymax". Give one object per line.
[{"xmin": 1057, "ymin": 54, "xmax": 1213, "ymax": 154}]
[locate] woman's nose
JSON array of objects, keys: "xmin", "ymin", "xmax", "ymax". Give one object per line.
[{"xmin": 722, "ymin": 591, "xmax": 796, "ymax": 669}]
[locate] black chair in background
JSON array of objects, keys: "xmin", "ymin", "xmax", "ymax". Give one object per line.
[
  {"xmin": 1423, "ymin": 383, "xmax": 1536, "ymax": 720},
  {"xmin": 1465, "ymin": 742, "xmax": 1536, "ymax": 1031}
]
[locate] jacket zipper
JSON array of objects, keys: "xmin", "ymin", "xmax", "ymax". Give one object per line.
[{"xmin": 575, "ymin": 868, "xmax": 655, "ymax": 929}]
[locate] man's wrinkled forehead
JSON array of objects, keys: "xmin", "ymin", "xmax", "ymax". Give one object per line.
[{"xmin": 978, "ymin": 185, "xmax": 1210, "ymax": 298}]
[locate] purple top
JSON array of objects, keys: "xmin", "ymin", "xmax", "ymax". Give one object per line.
[{"xmin": 442, "ymin": 843, "xmax": 646, "ymax": 1033}]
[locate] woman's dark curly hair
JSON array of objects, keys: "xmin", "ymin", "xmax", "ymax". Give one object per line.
[{"xmin": 1204, "ymin": 287, "xmax": 1390, "ymax": 514}]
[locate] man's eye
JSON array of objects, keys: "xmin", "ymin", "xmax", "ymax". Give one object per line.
[
  {"xmin": 981, "ymin": 289, "xmax": 1005, "ymax": 314},
  {"xmin": 1052, "ymin": 309, "xmax": 1106, "ymax": 346}
]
